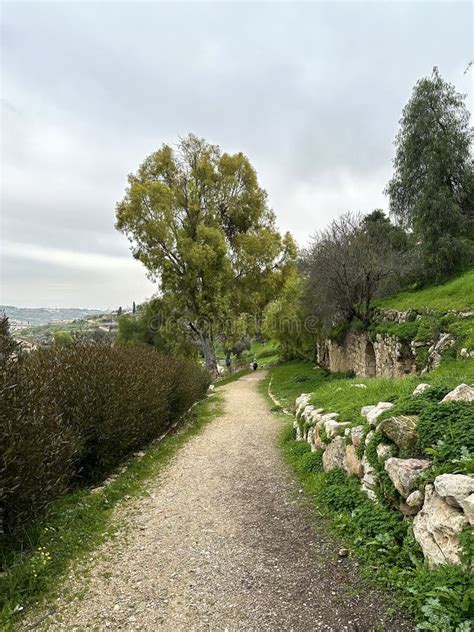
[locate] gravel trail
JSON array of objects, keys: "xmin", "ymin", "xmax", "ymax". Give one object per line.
[{"xmin": 25, "ymin": 371, "xmax": 412, "ymax": 631}]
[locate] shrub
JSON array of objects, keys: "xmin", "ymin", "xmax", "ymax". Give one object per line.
[{"xmin": 0, "ymin": 343, "xmax": 210, "ymax": 534}]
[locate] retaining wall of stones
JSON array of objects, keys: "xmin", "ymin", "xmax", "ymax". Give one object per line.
[{"xmin": 293, "ymin": 384, "xmax": 474, "ymax": 567}]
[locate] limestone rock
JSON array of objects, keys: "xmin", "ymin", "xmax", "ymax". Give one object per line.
[
  {"xmin": 351, "ymin": 383, "xmax": 367, "ymax": 389},
  {"xmin": 413, "ymin": 485, "xmax": 468, "ymax": 566},
  {"xmin": 350, "ymin": 425, "xmax": 365, "ymax": 448},
  {"xmin": 293, "ymin": 419, "xmax": 302, "ymax": 441},
  {"xmin": 324, "ymin": 418, "xmax": 350, "ymax": 439},
  {"xmin": 378, "ymin": 415, "xmax": 419, "ymax": 451},
  {"xmin": 434, "ymin": 474, "xmax": 474, "ymax": 508},
  {"xmin": 413, "ymin": 383, "xmax": 430, "ymax": 396},
  {"xmin": 384, "ymin": 457, "xmax": 431, "ymax": 498},
  {"xmin": 366, "ymin": 402, "xmax": 394, "ymax": 427},
  {"xmin": 344, "ymin": 444, "xmax": 364, "ymax": 478},
  {"xmin": 361, "ymin": 454, "xmax": 378, "ymax": 502},
  {"xmin": 441, "ymin": 383, "xmax": 474, "ymax": 402},
  {"xmin": 295, "ymin": 394, "xmax": 311, "ymax": 416},
  {"xmin": 361, "ymin": 405, "xmax": 375, "ymax": 417},
  {"xmin": 364, "ymin": 430, "xmax": 374, "ymax": 446},
  {"xmin": 406, "ymin": 489, "xmax": 424, "ymax": 509},
  {"xmin": 459, "ymin": 493, "xmax": 474, "ymax": 525},
  {"xmin": 428, "ymin": 333, "xmax": 455, "ymax": 369},
  {"xmin": 322, "ymin": 436, "xmax": 346, "ymax": 472},
  {"xmin": 376, "ymin": 442, "xmax": 395, "ymax": 460}
]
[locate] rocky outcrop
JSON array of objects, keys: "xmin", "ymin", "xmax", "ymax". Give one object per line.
[
  {"xmin": 441, "ymin": 383, "xmax": 474, "ymax": 402},
  {"xmin": 434, "ymin": 474, "xmax": 474, "ymax": 508},
  {"xmin": 413, "ymin": 383, "xmax": 431, "ymax": 396},
  {"xmin": 378, "ymin": 415, "xmax": 418, "ymax": 451},
  {"xmin": 384, "ymin": 458, "xmax": 430, "ymax": 498},
  {"xmin": 413, "ymin": 485, "xmax": 469, "ymax": 567}
]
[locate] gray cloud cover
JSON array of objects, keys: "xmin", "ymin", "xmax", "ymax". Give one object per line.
[{"xmin": 1, "ymin": 1, "xmax": 472, "ymax": 308}]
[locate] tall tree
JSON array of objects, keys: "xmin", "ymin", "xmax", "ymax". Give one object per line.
[
  {"xmin": 116, "ymin": 134, "xmax": 296, "ymax": 373},
  {"xmin": 386, "ymin": 68, "xmax": 474, "ymax": 278}
]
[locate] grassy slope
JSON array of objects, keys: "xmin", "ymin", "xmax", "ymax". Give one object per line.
[
  {"xmin": 0, "ymin": 394, "xmax": 223, "ymax": 630},
  {"xmin": 376, "ymin": 268, "xmax": 474, "ymax": 312}
]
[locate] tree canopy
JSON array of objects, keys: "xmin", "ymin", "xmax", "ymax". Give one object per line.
[
  {"xmin": 386, "ymin": 67, "xmax": 474, "ymax": 278},
  {"xmin": 116, "ymin": 134, "xmax": 296, "ymax": 372}
]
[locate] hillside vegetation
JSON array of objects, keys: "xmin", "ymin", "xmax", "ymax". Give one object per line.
[{"xmin": 377, "ymin": 268, "xmax": 474, "ymax": 312}]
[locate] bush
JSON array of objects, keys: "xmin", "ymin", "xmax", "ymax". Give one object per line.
[{"xmin": 0, "ymin": 343, "xmax": 210, "ymax": 534}]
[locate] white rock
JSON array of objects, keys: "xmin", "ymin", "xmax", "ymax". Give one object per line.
[
  {"xmin": 459, "ymin": 493, "xmax": 474, "ymax": 525},
  {"xmin": 366, "ymin": 402, "xmax": 395, "ymax": 427},
  {"xmin": 350, "ymin": 425, "xmax": 365, "ymax": 448},
  {"xmin": 384, "ymin": 457, "xmax": 431, "ymax": 498},
  {"xmin": 293, "ymin": 419, "xmax": 302, "ymax": 441},
  {"xmin": 361, "ymin": 405, "xmax": 375, "ymax": 417},
  {"xmin": 434, "ymin": 474, "xmax": 474, "ymax": 508},
  {"xmin": 322, "ymin": 436, "xmax": 346, "ymax": 472},
  {"xmin": 406, "ymin": 489, "xmax": 424, "ymax": 509},
  {"xmin": 361, "ymin": 454, "xmax": 378, "ymax": 502},
  {"xmin": 413, "ymin": 383, "xmax": 430, "ymax": 396},
  {"xmin": 351, "ymin": 383, "xmax": 367, "ymax": 389},
  {"xmin": 441, "ymin": 383, "xmax": 474, "ymax": 402},
  {"xmin": 324, "ymin": 418, "xmax": 350, "ymax": 439},
  {"xmin": 413, "ymin": 485, "xmax": 468, "ymax": 567},
  {"xmin": 376, "ymin": 443, "xmax": 395, "ymax": 460}
]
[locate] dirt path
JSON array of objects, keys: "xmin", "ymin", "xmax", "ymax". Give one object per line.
[{"xmin": 26, "ymin": 372, "xmax": 412, "ymax": 631}]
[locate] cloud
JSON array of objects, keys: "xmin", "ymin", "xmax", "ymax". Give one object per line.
[{"xmin": 1, "ymin": 1, "xmax": 472, "ymax": 307}]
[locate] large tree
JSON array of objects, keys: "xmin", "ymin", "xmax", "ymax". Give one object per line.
[
  {"xmin": 386, "ymin": 68, "xmax": 474, "ymax": 278},
  {"xmin": 116, "ymin": 134, "xmax": 296, "ymax": 373},
  {"xmin": 301, "ymin": 211, "xmax": 413, "ymax": 330}
]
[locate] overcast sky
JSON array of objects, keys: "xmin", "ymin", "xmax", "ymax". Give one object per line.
[{"xmin": 1, "ymin": 1, "xmax": 472, "ymax": 308}]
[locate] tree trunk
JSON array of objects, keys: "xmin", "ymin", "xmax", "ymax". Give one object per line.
[{"xmin": 200, "ymin": 332, "xmax": 218, "ymax": 376}]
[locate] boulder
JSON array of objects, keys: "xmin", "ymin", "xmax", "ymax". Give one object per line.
[
  {"xmin": 378, "ymin": 415, "xmax": 419, "ymax": 451},
  {"xmin": 324, "ymin": 418, "xmax": 350, "ymax": 439},
  {"xmin": 366, "ymin": 402, "xmax": 395, "ymax": 427},
  {"xmin": 441, "ymin": 383, "xmax": 474, "ymax": 402},
  {"xmin": 384, "ymin": 457, "xmax": 431, "ymax": 498},
  {"xmin": 361, "ymin": 454, "xmax": 378, "ymax": 502},
  {"xmin": 295, "ymin": 394, "xmax": 311, "ymax": 416},
  {"xmin": 350, "ymin": 425, "xmax": 365, "ymax": 448},
  {"xmin": 361, "ymin": 405, "xmax": 375, "ymax": 417},
  {"xmin": 434, "ymin": 474, "xmax": 474, "ymax": 508},
  {"xmin": 428, "ymin": 333, "xmax": 455, "ymax": 369},
  {"xmin": 413, "ymin": 485, "xmax": 468, "ymax": 566},
  {"xmin": 459, "ymin": 493, "xmax": 474, "ymax": 525},
  {"xmin": 322, "ymin": 436, "xmax": 346, "ymax": 472},
  {"xmin": 413, "ymin": 383, "xmax": 430, "ymax": 396},
  {"xmin": 406, "ymin": 489, "xmax": 424, "ymax": 509},
  {"xmin": 344, "ymin": 444, "xmax": 364, "ymax": 478}
]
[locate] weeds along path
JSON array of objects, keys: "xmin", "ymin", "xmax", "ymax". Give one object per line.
[{"xmin": 23, "ymin": 372, "xmax": 412, "ymax": 631}]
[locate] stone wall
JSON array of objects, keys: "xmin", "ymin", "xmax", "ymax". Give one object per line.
[
  {"xmin": 293, "ymin": 384, "xmax": 474, "ymax": 567},
  {"xmin": 317, "ymin": 330, "xmax": 417, "ymax": 378}
]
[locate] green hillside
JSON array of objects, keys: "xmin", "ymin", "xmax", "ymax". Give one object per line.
[{"xmin": 377, "ymin": 268, "xmax": 474, "ymax": 311}]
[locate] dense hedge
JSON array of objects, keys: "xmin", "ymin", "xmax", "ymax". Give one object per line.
[{"xmin": 1, "ymin": 344, "xmax": 210, "ymax": 534}]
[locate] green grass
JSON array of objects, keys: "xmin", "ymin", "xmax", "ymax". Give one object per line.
[
  {"xmin": 0, "ymin": 394, "xmax": 223, "ymax": 630},
  {"xmin": 266, "ymin": 360, "xmax": 330, "ymax": 407},
  {"xmin": 268, "ymin": 357, "xmax": 474, "ymax": 423},
  {"xmin": 376, "ymin": 268, "xmax": 474, "ymax": 312}
]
